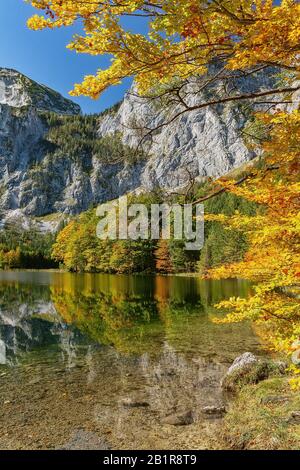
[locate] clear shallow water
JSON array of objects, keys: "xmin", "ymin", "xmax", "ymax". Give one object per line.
[{"xmin": 0, "ymin": 271, "xmax": 267, "ymax": 449}]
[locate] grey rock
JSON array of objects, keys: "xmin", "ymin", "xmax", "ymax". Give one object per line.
[
  {"xmin": 0, "ymin": 68, "xmax": 80, "ymax": 114},
  {"xmin": 287, "ymin": 411, "xmax": 300, "ymax": 425},
  {"xmin": 0, "ymin": 66, "xmax": 290, "ymax": 223},
  {"xmin": 221, "ymin": 353, "xmax": 287, "ymax": 392},
  {"xmin": 221, "ymin": 352, "xmax": 259, "ymax": 391},
  {"xmin": 161, "ymin": 410, "xmax": 194, "ymax": 426},
  {"xmin": 225, "ymin": 352, "xmax": 258, "ymax": 377},
  {"xmin": 0, "ymin": 68, "xmax": 259, "ymax": 220},
  {"xmin": 200, "ymin": 405, "xmax": 226, "ymax": 418},
  {"xmin": 120, "ymin": 397, "xmax": 150, "ymax": 408},
  {"xmin": 261, "ymin": 395, "xmax": 290, "ymax": 405},
  {"xmin": 291, "ymin": 349, "xmax": 300, "ymax": 366}
]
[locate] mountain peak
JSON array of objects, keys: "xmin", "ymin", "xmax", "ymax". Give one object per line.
[{"xmin": 0, "ymin": 67, "xmax": 81, "ymax": 115}]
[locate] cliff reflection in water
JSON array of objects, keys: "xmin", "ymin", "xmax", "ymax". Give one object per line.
[
  {"xmin": 0, "ymin": 272, "xmax": 259, "ymax": 363},
  {"xmin": 0, "ymin": 272, "xmax": 268, "ymax": 449}
]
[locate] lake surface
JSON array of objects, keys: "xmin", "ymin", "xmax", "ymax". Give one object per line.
[{"xmin": 0, "ymin": 271, "xmax": 267, "ymax": 449}]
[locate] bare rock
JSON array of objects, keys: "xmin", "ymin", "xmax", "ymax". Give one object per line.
[
  {"xmin": 221, "ymin": 353, "xmax": 286, "ymax": 392},
  {"xmin": 200, "ymin": 405, "xmax": 226, "ymax": 419},
  {"xmin": 120, "ymin": 397, "xmax": 150, "ymax": 408},
  {"xmin": 161, "ymin": 410, "xmax": 194, "ymax": 426},
  {"xmin": 0, "ymin": 67, "xmax": 277, "ymax": 219},
  {"xmin": 227, "ymin": 352, "xmax": 258, "ymax": 375},
  {"xmin": 287, "ymin": 411, "xmax": 300, "ymax": 425}
]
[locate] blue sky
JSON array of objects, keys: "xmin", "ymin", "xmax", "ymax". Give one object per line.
[
  {"xmin": 0, "ymin": 0, "xmax": 147, "ymax": 114},
  {"xmin": 0, "ymin": 1, "xmax": 282, "ymax": 114}
]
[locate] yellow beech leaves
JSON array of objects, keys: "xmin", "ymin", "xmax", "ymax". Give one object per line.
[
  {"xmin": 207, "ymin": 110, "xmax": 300, "ymax": 387},
  {"xmin": 26, "ymin": 1, "xmax": 300, "ymax": 97}
]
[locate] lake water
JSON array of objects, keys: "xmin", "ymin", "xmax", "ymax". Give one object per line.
[{"xmin": 0, "ymin": 271, "xmax": 267, "ymax": 449}]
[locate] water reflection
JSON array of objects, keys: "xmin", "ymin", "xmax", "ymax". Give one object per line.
[
  {"xmin": 0, "ymin": 272, "xmax": 254, "ymax": 362},
  {"xmin": 0, "ymin": 271, "xmax": 265, "ymax": 449}
]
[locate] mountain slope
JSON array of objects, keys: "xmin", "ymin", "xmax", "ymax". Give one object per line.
[
  {"xmin": 0, "ymin": 68, "xmax": 80, "ymax": 114},
  {"xmin": 0, "ymin": 67, "xmax": 275, "ymax": 222}
]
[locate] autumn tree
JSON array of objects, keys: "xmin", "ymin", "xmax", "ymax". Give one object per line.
[
  {"xmin": 154, "ymin": 240, "xmax": 173, "ymax": 273},
  {"xmin": 27, "ymin": 1, "xmax": 299, "ymax": 102},
  {"xmin": 205, "ymin": 110, "xmax": 300, "ymax": 387}
]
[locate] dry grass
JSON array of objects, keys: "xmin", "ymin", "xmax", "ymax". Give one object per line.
[{"xmin": 219, "ymin": 377, "xmax": 300, "ymax": 450}]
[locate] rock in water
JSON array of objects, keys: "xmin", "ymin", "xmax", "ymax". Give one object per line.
[
  {"xmin": 58, "ymin": 429, "xmax": 111, "ymax": 450},
  {"xmin": 161, "ymin": 410, "xmax": 194, "ymax": 426},
  {"xmin": 287, "ymin": 411, "xmax": 300, "ymax": 425},
  {"xmin": 200, "ymin": 405, "xmax": 226, "ymax": 419},
  {"xmin": 120, "ymin": 397, "xmax": 150, "ymax": 408}
]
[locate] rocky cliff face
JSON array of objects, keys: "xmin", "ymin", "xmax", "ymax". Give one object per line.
[
  {"xmin": 0, "ymin": 68, "xmax": 81, "ymax": 114},
  {"xmin": 0, "ymin": 67, "xmax": 274, "ymax": 222}
]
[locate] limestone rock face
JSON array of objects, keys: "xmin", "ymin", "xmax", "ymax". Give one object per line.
[
  {"xmin": 97, "ymin": 68, "xmax": 279, "ymax": 193},
  {"xmin": 0, "ymin": 68, "xmax": 80, "ymax": 114},
  {"xmin": 98, "ymin": 86, "xmax": 253, "ymax": 191},
  {"xmin": 0, "ymin": 67, "xmax": 277, "ymax": 225}
]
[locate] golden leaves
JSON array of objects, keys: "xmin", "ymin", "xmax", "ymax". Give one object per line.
[
  {"xmin": 206, "ymin": 110, "xmax": 300, "ymax": 374},
  {"xmin": 26, "ymin": 1, "xmax": 299, "ymax": 97}
]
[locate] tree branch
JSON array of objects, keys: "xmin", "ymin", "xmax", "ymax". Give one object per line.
[{"xmin": 191, "ymin": 165, "xmax": 280, "ymax": 205}]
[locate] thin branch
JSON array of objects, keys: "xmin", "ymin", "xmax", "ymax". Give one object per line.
[
  {"xmin": 136, "ymin": 85, "xmax": 300, "ymax": 147},
  {"xmin": 191, "ymin": 165, "xmax": 280, "ymax": 206}
]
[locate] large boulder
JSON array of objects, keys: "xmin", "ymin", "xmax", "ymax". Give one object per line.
[{"xmin": 221, "ymin": 352, "xmax": 286, "ymax": 392}]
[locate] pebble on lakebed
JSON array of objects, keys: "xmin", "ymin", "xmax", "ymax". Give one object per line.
[
  {"xmin": 161, "ymin": 410, "xmax": 194, "ymax": 426},
  {"xmin": 120, "ymin": 397, "xmax": 150, "ymax": 408}
]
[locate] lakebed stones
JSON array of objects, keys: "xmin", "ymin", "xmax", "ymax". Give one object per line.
[
  {"xmin": 58, "ymin": 429, "xmax": 111, "ymax": 450},
  {"xmin": 120, "ymin": 397, "xmax": 150, "ymax": 408},
  {"xmin": 161, "ymin": 410, "xmax": 194, "ymax": 426}
]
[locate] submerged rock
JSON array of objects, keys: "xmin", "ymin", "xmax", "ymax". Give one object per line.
[
  {"xmin": 161, "ymin": 410, "xmax": 194, "ymax": 426},
  {"xmin": 287, "ymin": 411, "xmax": 300, "ymax": 425},
  {"xmin": 58, "ymin": 429, "xmax": 111, "ymax": 450},
  {"xmin": 120, "ymin": 397, "xmax": 150, "ymax": 408}
]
